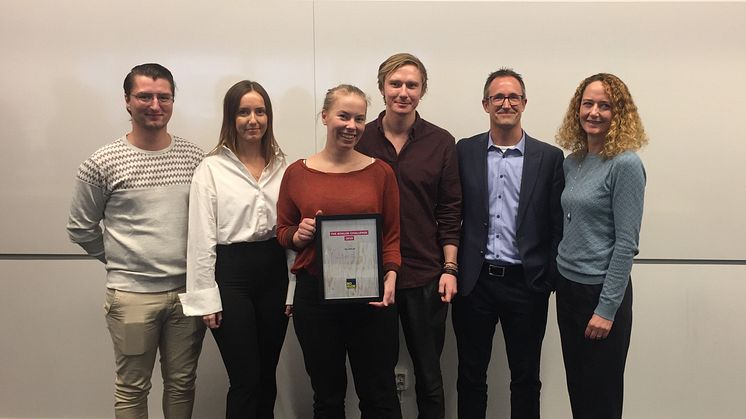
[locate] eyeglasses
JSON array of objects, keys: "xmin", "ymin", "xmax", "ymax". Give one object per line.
[
  {"xmin": 485, "ymin": 94, "xmax": 524, "ymax": 106},
  {"xmin": 131, "ymin": 92, "xmax": 174, "ymax": 104}
]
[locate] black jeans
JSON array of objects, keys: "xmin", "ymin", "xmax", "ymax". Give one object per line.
[
  {"xmin": 293, "ymin": 271, "xmax": 401, "ymax": 419},
  {"xmin": 396, "ymin": 277, "xmax": 448, "ymax": 419},
  {"xmin": 212, "ymin": 239, "xmax": 289, "ymax": 419},
  {"xmin": 452, "ymin": 263, "xmax": 549, "ymax": 419},
  {"xmin": 556, "ymin": 275, "xmax": 633, "ymax": 419}
]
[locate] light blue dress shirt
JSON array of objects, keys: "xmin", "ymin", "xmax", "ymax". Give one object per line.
[{"xmin": 485, "ymin": 132, "xmax": 525, "ymax": 265}]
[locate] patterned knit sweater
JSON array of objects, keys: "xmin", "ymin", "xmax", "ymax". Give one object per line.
[
  {"xmin": 67, "ymin": 135, "xmax": 204, "ymax": 292},
  {"xmin": 557, "ymin": 151, "xmax": 646, "ymax": 320}
]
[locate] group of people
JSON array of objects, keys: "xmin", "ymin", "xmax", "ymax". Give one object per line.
[{"xmin": 67, "ymin": 54, "xmax": 647, "ymax": 419}]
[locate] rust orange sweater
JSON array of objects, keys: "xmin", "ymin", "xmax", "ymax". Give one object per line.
[{"xmin": 276, "ymin": 159, "xmax": 401, "ymax": 278}]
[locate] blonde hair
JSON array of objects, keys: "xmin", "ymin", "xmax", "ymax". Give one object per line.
[
  {"xmin": 376, "ymin": 53, "xmax": 428, "ymax": 95},
  {"xmin": 321, "ymin": 84, "xmax": 370, "ymax": 114},
  {"xmin": 556, "ymin": 73, "xmax": 648, "ymax": 159}
]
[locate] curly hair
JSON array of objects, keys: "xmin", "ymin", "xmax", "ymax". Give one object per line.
[{"xmin": 556, "ymin": 73, "xmax": 648, "ymax": 159}]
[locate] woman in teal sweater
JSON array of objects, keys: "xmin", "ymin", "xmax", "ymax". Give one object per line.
[{"xmin": 555, "ymin": 73, "xmax": 648, "ymax": 419}]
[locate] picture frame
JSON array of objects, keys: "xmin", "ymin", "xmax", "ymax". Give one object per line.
[{"xmin": 315, "ymin": 214, "xmax": 384, "ymax": 303}]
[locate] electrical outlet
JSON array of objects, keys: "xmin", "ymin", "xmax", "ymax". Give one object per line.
[{"xmin": 395, "ymin": 367, "xmax": 408, "ymax": 391}]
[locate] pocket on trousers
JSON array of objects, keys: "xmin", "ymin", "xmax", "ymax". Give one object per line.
[
  {"xmin": 104, "ymin": 288, "xmax": 117, "ymax": 315},
  {"xmin": 104, "ymin": 290, "xmax": 148, "ymax": 356}
]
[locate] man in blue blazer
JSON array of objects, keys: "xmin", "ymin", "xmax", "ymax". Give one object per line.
[{"xmin": 452, "ymin": 68, "xmax": 564, "ymax": 419}]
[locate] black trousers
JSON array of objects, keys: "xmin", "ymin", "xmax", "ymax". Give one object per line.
[
  {"xmin": 212, "ymin": 239, "xmax": 289, "ymax": 419},
  {"xmin": 397, "ymin": 277, "xmax": 448, "ymax": 419},
  {"xmin": 293, "ymin": 271, "xmax": 401, "ymax": 419},
  {"xmin": 452, "ymin": 263, "xmax": 550, "ymax": 419},
  {"xmin": 556, "ymin": 275, "xmax": 633, "ymax": 419}
]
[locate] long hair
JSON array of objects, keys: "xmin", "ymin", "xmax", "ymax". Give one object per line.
[
  {"xmin": 556, "ymin": 73, "xmax": 648, "ymax": 159},
  {"xmin": 214, "ymin": 80, "xmax": 283, "ymax": 165}
]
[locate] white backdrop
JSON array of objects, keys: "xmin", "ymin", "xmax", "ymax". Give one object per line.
[{"xmin": 1, "ymin": 1, "xmax": 745, "ymax": 418}]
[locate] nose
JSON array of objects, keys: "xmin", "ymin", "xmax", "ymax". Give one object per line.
[
  {"xmin": 345, "ymin": 119, "xmax": 357, "ymax": 130},
  {"xmin": 248, "ymin": 112, "xmax": 257, "ymax": 124},
  {"xmin": 589, "ymin": 104, "xmax": 600, "ymax": 116},
  {"xmin": 147, "ymin": 96, "xmax": 161, "ymax": 110}
]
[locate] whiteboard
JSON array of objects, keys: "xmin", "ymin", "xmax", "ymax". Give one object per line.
[{"xmin": 1, "ymin": 1, "xmax": 744, "ymax": 259}]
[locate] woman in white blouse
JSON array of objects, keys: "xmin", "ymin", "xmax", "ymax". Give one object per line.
[{"xmin": 179, "ymin": 80, "xmax": 294, "ymax": 419}]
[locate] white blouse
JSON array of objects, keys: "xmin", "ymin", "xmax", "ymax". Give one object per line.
[{"xmin": 179, "ymin": 146, "xmax": 296, "ymax": 316}]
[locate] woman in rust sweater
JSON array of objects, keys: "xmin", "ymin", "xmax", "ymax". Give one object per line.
[{"xmin": 276, "ymin": 84, "xmax": 402, "ymax": 419}]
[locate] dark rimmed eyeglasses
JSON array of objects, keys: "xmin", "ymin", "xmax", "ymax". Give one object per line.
[
  {"xmin": 131, "ymin": 92, "xmax": 174, "ymax": 104},
  {"xmin": 484, "ymin": 94, "xmax": 524, "ymax": 106}
]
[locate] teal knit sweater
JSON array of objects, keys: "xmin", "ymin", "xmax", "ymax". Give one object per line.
[{"xmin": 557, "ymin": 151, "xmax": 646, "ymax": 320}]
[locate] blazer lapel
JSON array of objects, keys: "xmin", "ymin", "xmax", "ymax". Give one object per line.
[{"xmin": 517, "ymin": 136, "xmax": 542, "ymax": 229}]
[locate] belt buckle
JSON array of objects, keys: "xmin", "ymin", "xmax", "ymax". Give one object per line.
[{"xmin": 488, "ymin": 265, "xmax": 506, "ymax": 277}]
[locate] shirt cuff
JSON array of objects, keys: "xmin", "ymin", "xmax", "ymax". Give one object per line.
[
  {"xmin": 178, "ymin": 285, "xmax": 222, "ymax": 316},
  {"xmin": 285, "ymin": 273, "xmax": 296, "ymax": 305}
]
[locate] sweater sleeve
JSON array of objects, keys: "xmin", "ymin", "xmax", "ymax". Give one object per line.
[
  {"xmin": 67, "ymin": 163, "xmax": 107, "ymax": 263},
  {"xmin": 380, "ymin": 163, "xmax": 402, "ymax": 273},
  {"xmin": 179, "ymin": 162, "xmax": 222, "ymax": 316},
  {"xmin": 595, "ymin": 153, "xmax": 646, "ymax": 320},
  {"xmin": 276, "ymin": 163, "xmax": 301, "ymax": 251},
  {"xmin": 435, "ymin": 137, "xmax": 462, "ymax": 248}
]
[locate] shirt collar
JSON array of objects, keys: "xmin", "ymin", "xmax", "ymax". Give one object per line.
[
  {"xmin": 488, "ymin": 130, "xmax": 526, "ymax": 155},
  {"xmin": 221, "ymin": 145, "xmax": 285, "ymax": 173},
  {"xmin": 375, "ymin": 110, "xmax": 423, "ymax": 141}
]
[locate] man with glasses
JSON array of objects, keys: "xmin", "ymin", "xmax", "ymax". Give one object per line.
[
  {"xmin": 67, "ymin": 63, "xmax": 206, "ymax": 418},
  {"xmin": 453, "ymin": 68, "xmax": 564, "ymax": 419}
]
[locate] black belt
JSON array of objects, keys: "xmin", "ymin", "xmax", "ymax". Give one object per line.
[{"xmin": 484, "ymin": 262, "xmax": 522, "ymax": 278}]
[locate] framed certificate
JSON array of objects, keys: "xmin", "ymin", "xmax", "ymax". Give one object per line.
[{"xmin": 316, "ymin": 214, "xmax": 384, "ymax": 303}]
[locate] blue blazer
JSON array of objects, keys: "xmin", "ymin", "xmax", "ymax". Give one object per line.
[{"xmin": 456, "ymin": 132, "xmax": 565, "ymax": 295}]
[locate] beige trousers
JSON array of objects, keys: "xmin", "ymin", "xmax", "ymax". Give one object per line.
[{"xmin": 105, "ymin": 287, "xmax": 206, "ymax": 419}]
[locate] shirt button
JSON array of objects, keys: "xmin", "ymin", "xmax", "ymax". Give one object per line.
[
  {"xmin": 500, "ymin": 175, "xmax": 504, "ymax": 179},
  {"xmin": 498, "ymin": 195, "xmax": 502, "ymax": 199},
  {"xmin": 497, "ymin": 215, "xmax": 501, "ymax": 219}
]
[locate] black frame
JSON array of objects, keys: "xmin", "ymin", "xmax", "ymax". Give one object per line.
[{"xmin": 315, "ymin": 213, "xmax": 384, "ymax": 303}]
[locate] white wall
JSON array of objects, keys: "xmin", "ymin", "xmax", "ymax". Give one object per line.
[
  {"xmin": 3, "ymin": 262, "xmax": 745, "ymax": 418},
  {"xmin": 1, "ymin": 1, "xmax": 744, "ymax": 418}
]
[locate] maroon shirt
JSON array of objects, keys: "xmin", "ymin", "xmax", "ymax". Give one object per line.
[{"xmin": 357, "ymin": 111, "xmax": 461, "ymax": 289}]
